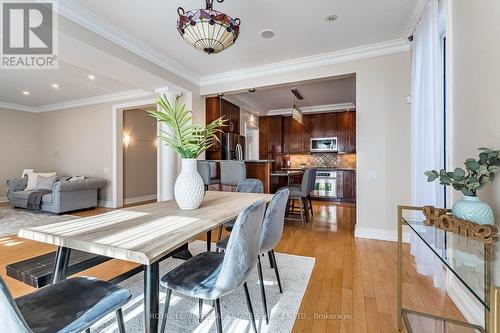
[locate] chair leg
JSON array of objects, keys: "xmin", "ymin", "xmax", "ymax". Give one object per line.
[
  {"xmin": 198, "ymin": 299, "xmax": 203, "ymax": 323},
  {"xmin": 85, "ymin": 329, "xmax": 90, "ymax": 333},
  {"xmin": 214, "ymin": 299, "xmax": 223, "ymax": 333},
  {"xmin": 271, "ymin": 250, "xmax": 283, "ymax": 294},
  {"xmin": 298, "ymin": 198, "xmax": 305, "ymax": 227},
  {"xmin": 309, "ymin": 198, "xmax": 314, "ymax": 216},
  {"xmin": 243, "ymin": 282, "xmax": 258, "ymax": 333},
  {"xmin": 268, "ymin": 250, "xmax": 274, "ymax": 269},
  {"xmin": 159, "ymin": 289, "xmax": 172, "ymax": 333},
  {"xmin": 303, "ymin": 197, "xmax": 310, "ymax": 223},
  {"xmin": 116, "ymin": 308, "xmax": 126, "ymax": 333},
  {"xmin": 257, "ymin": 255, "xmax": 269, "ymax": 324}
]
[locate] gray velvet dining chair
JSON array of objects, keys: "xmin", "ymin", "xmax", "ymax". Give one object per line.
[
  {"xmin": 197, "ymin": 161, "xmax": 220, "ymax": 191},
  {"xmin": 0, "ymin": 276, "xmax": 131, "ymax": 333},
  {"xmin": 220, "ymin": 160, "xmax": 246, "ymax": 191},
  {"xmin": 216, "ymin": 178, "xmax": 264, "ymax": 241},
  {"xmin": 216, "ymin": 189, "xmax": 289, "ymax": 324},
  {"xmin": 159, "ymin": 200, "xmax": 267, "ymax": 333}
]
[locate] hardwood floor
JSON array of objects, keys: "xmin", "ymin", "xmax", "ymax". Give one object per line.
[{"xmin": 0, "ymin": 201, "xmax": 464, "ymax": 332}]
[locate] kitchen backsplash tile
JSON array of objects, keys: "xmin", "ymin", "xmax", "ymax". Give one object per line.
[{"xmin": 289, "ymin": 153, "xmax": 356, "ymax": 169}]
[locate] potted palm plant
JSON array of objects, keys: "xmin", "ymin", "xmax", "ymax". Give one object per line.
[
  {"xmin": 149, "ymin": 95, "xmax": 225, "ymax": 210},
  {"xmin": 425, "ymin": 148, "xmax": 500, "ymax": 224}
]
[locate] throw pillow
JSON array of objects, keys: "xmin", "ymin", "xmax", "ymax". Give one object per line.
[
  {"xmin": 25, "ymin": 172, "xmax": 57, "ymax": 191},
  {"xmin": 68, "ymin": 176, "xmax": 85, "ymax": 182},
  {"xmin": 36, "ymin": 176, "xmax": 58, "ymax": 190}
]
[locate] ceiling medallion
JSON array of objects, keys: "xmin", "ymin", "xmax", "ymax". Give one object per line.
[{"xmin": 177, "ymin": 0, "xmax": 241, "ymax": 55}]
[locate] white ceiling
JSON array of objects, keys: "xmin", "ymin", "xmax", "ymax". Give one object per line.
[
  {"xmin": 0, "ymin": 0, "xmax": 418, "ymax": 110},
  {"xmin": 0, "ymin": 61, "xmax": 134, "ymax": 107},
  {"xmin": 69, "ymin": 0, "xmax": 417, "ymax": 77},
  {"xmin": 227, "ymin": 75, "xmax": 356, "ymax": 114}
]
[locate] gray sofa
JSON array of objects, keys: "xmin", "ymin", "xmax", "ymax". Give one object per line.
[{"xmin": 6, "ymin": 176, "xmax": 106, "ymax": 214}]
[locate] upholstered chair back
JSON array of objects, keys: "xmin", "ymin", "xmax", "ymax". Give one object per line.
[
  {"xmin": 259, "ymin": 189, "xmax": 290, "ymax": 253},
  {"xmin": 213, "ymin": 200, "xmax": 266, "ymax": 297},
  {"xmin": 0, "ymin": 277, "xmax": 31, "ymax": 333}
]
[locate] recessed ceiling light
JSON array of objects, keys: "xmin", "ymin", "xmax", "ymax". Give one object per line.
[
  {"xmin": 260, "ymin": 30, "xmax": 275, "ymax": 39},
  {"xmin": 22, "ymin": 91, "xmax": 30, "ymax": 95},
  {"xmin": 249, "ymin": 88, "xmax": 256, "ymax": 93},
  {"xmin": 325, "ymin": 14, "xmax": 338, "ymax": 22},
  {"xmin": 88, "ymin": 74, "xmax": 96, "ymax": 80},
  {"xmin": 51, "ymin": 83, "xmax": 59, "ymax": 89}
]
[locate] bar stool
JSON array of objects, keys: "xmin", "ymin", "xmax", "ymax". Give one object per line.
[
  {"xmin": 220, "ymin": 161, "xmax": 246, "ymax": 191},
  {"xmin": 281, "ymin": 168, "xmax": 316, "ymax": 226},
  {"xmin": 197, "ymin": 160, "xmax": 220, "ymax": 191}
]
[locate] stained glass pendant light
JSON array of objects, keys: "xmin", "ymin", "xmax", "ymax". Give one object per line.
[{"xmin": 177, "ymin": 0, "xmax": 241, "ymax": 55}]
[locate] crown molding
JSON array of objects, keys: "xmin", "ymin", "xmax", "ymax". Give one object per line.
[
  {"xmin": 37, "ymin": 89, "xmax": 153, "ymax": 112},
  {"xmin": 56, "ymin": 0, "xmax": 200, "ymax": 86},
  {"xmin": 200, "ymin": 39, "xmax": 410, "ymax": 87},
  {"xmin": 0, "ymin": 89, "xmax": 153, "ymax": 113},
  {"xmin": 0, "ymin": 101, "xmax": 38, "ymax": 112},
  {"xmin": 404, "ymin": 0, "xmax": 428, "ymax": 38},
  {"xmin": 267, "ymin": 103, "xmax": 356, "ymax": 116}
]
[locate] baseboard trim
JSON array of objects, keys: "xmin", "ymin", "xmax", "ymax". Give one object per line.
[
  {"xmin": 123, "ymin": 194, "xmax": 157, "ymax": 205},
  {"xmin": 0, "ymin": 197, "xmax": 8, "ymax": 204},
  {"xmin": 354, "ymin": 226, "xmax": 410, "ymax": 243},
  {"xmin": 98, "ymin": 200, "xmax": 114, "ymax": 208},
  {"xmin": 447, "ymin": 274, "xmax": 484, "ymax": 326}
]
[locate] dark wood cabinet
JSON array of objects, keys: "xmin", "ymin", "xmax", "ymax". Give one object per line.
[
  {"xmin": 259, "ymin": 116, "xmax": 282, "ymax": 154},
  {"xmin": 307, "ymin": 113, "xmax": 338, "ymax": 139},
  {"xmin": 336, "ymin": 111, "xmax": 356, "ymax": 153},
  {"xmin": 206, "ymin": 96, "xmax": 240, "ymax": 136},
  {"xmin": 342, "ymin": 170, "xmax": 356, "ymax": 199},
  {"xmin": 282, "ymin": 116, "xmax": 308, "ymax": 153}
]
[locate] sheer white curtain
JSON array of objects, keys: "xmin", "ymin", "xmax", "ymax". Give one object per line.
[{"xmin": 410, "ymin": 0, "xmax": 445, "ymax": 288}]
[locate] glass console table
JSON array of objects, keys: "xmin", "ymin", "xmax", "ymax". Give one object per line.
[{"xmin": 397, "ymin": 205, "xmax": 500, "ymax": 333}]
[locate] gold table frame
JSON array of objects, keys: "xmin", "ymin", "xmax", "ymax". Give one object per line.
[{"xmin": 396, "ymin": 205, "xmax": 500, "ymax": 332}]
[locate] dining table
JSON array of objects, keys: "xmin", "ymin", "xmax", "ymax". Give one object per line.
[{"xmin": 18, "ymin": 191, "xmax": 273, "ymax": 333}]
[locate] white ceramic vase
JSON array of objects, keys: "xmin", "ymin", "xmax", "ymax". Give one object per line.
[{"xmin": 174, "ymin": 159, "xmax": 205, "ymax": 210}]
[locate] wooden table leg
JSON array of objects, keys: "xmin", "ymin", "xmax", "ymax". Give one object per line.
[
  {"xmin": 207, "ymin": 230, "xmax": 212, "ymax": 251},
  {"xmin": 51, "ymin": 246, "xmax": 71, "ymax": 284},
  {"xmin": 144, "ymin": 262, "xmax": 160, "ymax": 333}
]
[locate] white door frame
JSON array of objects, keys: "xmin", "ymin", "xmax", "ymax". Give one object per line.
[
  {"xmin": 112, "ymin": 85, "xmax": 192, "ymax": 208},
  {"xmin": 112, "ymin": 98, "xmax": 156, "ymax": 208}
]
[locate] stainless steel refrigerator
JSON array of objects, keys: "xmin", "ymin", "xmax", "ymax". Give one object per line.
[{"xmin": 222, "ymin": 133, "xmax": 245, "ymax": 160}]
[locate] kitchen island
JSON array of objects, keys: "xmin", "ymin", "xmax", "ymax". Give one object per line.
[{"xmin": 206, "ymin": 160, "xmax": 275, "ymax": 193}]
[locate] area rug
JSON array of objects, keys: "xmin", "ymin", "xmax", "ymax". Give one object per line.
[
  {"xmin": 93, "ymin": 240, "xmax": 315, "ymax": 333},
  {"xmin": 0, "ymin": 207, "xmax": 75, "ymax": 237}
]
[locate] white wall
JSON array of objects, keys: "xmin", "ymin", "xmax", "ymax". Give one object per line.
[
  {"xmin": 202, "ymin": 52, "xmax": 412, "ymax": 237},
  {"xmin": 449, "ymin": 0, "xmax": 500, "ymax": 220},
  {"xmin": 0, "ymin": 108, "xmax": 39, "ymax": 201}
]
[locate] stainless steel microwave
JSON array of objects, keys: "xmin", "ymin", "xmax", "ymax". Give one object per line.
[{"xmin": 310, "ymin": 137, "xmax": 338, "ymax": 152}]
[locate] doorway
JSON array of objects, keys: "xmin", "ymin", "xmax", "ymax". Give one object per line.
[
  {"xmin": 122, "ymin": 108, "xmax": 158, "ymax": 205},
  {"xmin": 245, "ymin": 123, "xmax": 259, "ymax": 160}
]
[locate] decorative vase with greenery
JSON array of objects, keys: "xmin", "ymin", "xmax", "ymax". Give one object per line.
[
  {"xmin": 425, "ymin": 148, "xmax": 500, "ymax": 225},
  {"xmin": 149, "ymin": 95, "xmax": 225, "ymax": 210}
]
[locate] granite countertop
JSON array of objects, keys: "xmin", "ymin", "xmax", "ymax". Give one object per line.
[
  {"xmin": 270, "ymin": 170, "xmax": 304, "ymax": 177},
  {"xmin": 206, "ymin": 160, "xmax": 275, "ymax": 163},
  {"xmin": 282, "ymin": 167, "xmax": 356, "ymax": 171}
]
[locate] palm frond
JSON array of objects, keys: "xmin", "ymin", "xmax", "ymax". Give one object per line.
[{"xmin": 149, "ymin": 94, "xmax": 227, "ymax": 159}]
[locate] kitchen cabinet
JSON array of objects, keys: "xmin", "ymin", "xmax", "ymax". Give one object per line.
[
  {"xmin": 206, "ymin": 96, "xmax": 240, "ymax": 135},
  {"xmin": 307, "ymin": 113, "xmax": 338, "ymax": 139},
  {"xmin": 342, "ymin": 170, "xmax": 356, "ymax": 199},
  {"xmin": 337, "ymin": 111, "xmax": 356, "ymax": 153},
  {"xmin": 259, "ymin": 116, "xmax": 282, "ymax": 154},
  {"xmin": 283, "ymin": 116, "xmax": 308, "ymax": 153}
]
